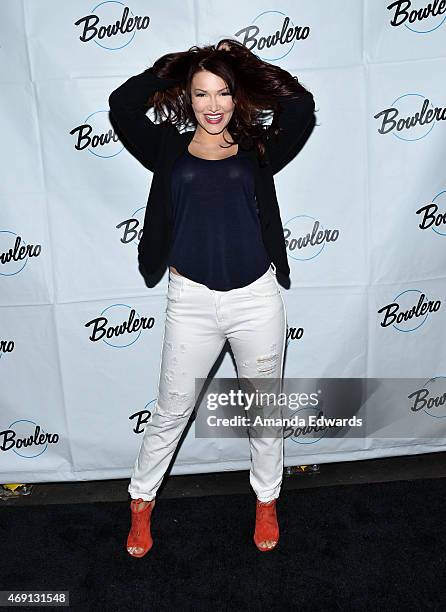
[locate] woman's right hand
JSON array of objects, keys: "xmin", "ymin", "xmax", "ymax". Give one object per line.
[{"xmin": 150, "ymin": 51, "xmax": 190, "ymax": 84}]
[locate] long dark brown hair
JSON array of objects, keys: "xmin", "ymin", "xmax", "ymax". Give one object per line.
[{"xmin": 147, "ymin": 38, "xmax": 313, "ymax": 162}]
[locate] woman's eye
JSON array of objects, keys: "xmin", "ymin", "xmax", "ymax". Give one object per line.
[{"xmin": 195, "ymin": 92, "xmax": 232, "ymax": 97}]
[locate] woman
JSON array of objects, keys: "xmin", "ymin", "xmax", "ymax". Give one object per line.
[{"xmin": 108, "ymin": 38, "xmax": 316, "ymax": 556}]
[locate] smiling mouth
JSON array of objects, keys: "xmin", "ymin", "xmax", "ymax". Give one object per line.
[{"xmin": 204, "ymin": 113, "xmax": 224, "ymax": 124}]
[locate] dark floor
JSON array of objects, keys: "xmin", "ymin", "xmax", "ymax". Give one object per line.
[{"xmin": 3, "ymin": 450, "xmax": 446, "ymax": 506}]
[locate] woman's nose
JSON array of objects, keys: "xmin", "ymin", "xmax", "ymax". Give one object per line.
[{"xmin": 207, "ymin": 99, "xmax": 221, "ymax": 111}]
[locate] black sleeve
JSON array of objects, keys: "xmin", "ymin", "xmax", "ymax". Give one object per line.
[
  {"xmin": 108, "ymin": 67, "xmax": 182, "ymax": 172},
  {"xmin": 265, "ymin": 92, "xmax": 316, "ymax": 175}
]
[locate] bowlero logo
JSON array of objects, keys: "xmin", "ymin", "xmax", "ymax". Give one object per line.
[
  {"xmin": 408, "ymin": 376, "xmax": 446, "ymax": 419},
  {"xmin": 282, "ymin": 214, "xmax": 340, "ymax": 354},
  {"xmin": 283, "ymin": 215, "xmax": 340, "ymax": 262},
  {"xmin": 374, "ymin": 94, "xmax": 444, "ymax": 141},
  {"xmin": 0, "ymin": 339, "xmax": 14, "ymax": 363},
  {"xmin": 234, "ymin": 10, "xmax": 310, "ymax": 61},
  {"xmin": 387, "ymin": 0, "xmax": 446, "ymax": 32},
  {"xmin": 74, "ymin": 2, "xmax": 150, "ymax": 49},
  {"xmin": 129, "ymin": 399, "xmax": 156, "ymax": 434},
  {"xmin": 378, "ymin": 289, "xmax": 441, "ymax": 331},
  {"xmin": 85, "ymin": 304, "xmax": 155, "ymax": 347},
  {"xmin": 0, "ymin": 230, "xmax": 42, "ymax": 275},
  {"xmin": 284, "ymin": 406, "xmax": 330, "ymax": 445},
  {"xmin": 416, "ymin": 189, "xmax": 446, "ymax": 236},
  {"xmin": 286, "ymin": 325, "xmax": 304, "ymax": 349},
  {"xmin": 116, "ymin": 206, "xmax": 145, "ymax": 247},
  {"xmin": 0, "ymin": 420, "xmax": 59, "ymax": 458},
  {"xmin": 70, "ymin": 109, "xmax": 123, "ymax": 159}
]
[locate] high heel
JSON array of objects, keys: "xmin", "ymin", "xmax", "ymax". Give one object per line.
[
  {"xmin": 253, "ymin": 498, "xmax": 279, "ymax": 552},
  {"xmin": 126, "ymin": 498, "xmax": 155, "ymax": 558}
]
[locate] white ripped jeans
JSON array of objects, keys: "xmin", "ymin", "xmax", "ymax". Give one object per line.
[{"xmin": 128, "ymin": 263, "xmax": 287, "ymax": 503}]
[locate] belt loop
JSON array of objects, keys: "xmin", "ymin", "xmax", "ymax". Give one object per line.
[{"xmin": 270, "ymin": 262, "xmax": 277, "ymax": 274}]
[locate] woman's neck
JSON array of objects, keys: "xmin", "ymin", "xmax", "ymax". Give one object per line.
[{"xmin": 193, "ymin": 125, "xmax": 235, "ymax": 146}]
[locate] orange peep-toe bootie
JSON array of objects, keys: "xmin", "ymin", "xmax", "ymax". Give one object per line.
[
  {"xmin": 253, "ymin": 498, "xmax": 279, "ymax": 552},
  {"xmin": 126, "ymin": 498, "xmax": 155, "ymax": 558}
]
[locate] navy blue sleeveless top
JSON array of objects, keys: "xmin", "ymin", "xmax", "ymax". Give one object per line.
[{"xmin": 168, "ymin": 146, "xmax": 271, "ymax": 291}]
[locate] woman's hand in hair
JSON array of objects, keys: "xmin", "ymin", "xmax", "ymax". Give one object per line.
[
  {"xmin": 150, "ymin": 50, "xmax": 191, "ymax": 84},
  {"xmin": 216, "ymin": 41, "xmax": 232, "ymax": 52}
]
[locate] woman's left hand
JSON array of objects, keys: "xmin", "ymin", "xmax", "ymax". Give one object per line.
[{"xmin": 217, "ymin": 41, "xmax": 232, "ymax": 52}]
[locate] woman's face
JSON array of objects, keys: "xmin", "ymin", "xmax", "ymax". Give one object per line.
[{"xmin": 190, "ymin": 70, "xmax": 235, "ymax": 136}]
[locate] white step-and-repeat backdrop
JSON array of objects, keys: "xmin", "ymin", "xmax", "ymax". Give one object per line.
[{"xmin": 1, "ymin": 0, "xmax": 446, "ymax": 482}]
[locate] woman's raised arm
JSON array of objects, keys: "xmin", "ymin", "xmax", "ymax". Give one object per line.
[
  {"xmin": 265, "ymin": 92, "xmax": 316, "ymax": 176},
  {"xmin": 215, "ymin": 39, "xmax": 316, "ymax": 175},
  {"xmin": 108, "ymin": 67, "xmax": 182, "ymax": 172}
]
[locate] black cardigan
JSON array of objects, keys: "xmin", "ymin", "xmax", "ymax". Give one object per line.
[{"xmin": 108, "ymin": 66, "xmax": 316, "ymax": 282}]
